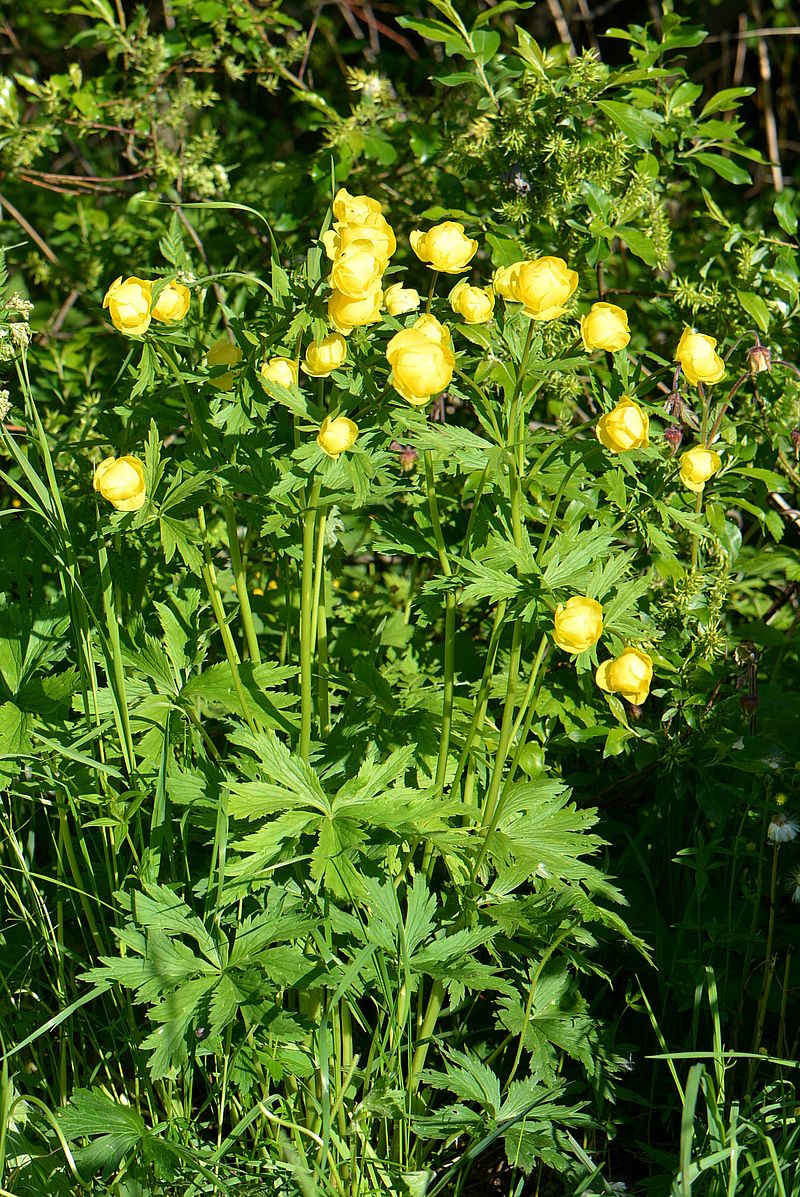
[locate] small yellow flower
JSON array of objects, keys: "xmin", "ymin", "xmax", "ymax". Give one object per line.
[
  {"xmin": 327, "ymin": 288, "xmax": 383, "ymax": 334},
  {"xmin": 596, "ymin": 397, "xmax": 649, "ymax": 453},
  {"xmin": 103, "ymin": 276, "xmax": 152, "ymax": 336},
  {"xmin": 679, "ymin": 445, "xmax": 722, "ymax": 492},
  {"xmin": 580, "ymin": 302, "xmax": 630, "ymax": 352},
  {"xmin": 553, "ymin": 596, "xmax": 603, "ymax": 654},
  {"xmin": 93, "ymin": 455, "xmax": 147, "ymax": 512},
  {"xmin": 303, "ymin": 333, "xmax": 347, "ymax": 378},
  {"xmin": 332, "ymin": 187, "xmax": 384, "ymax": 224},
  {"xmin": 675, "ymin": 329, "xmax": 725, "ymax": 386},
  {"xmin": 409, "ymin": 221, "xmax": 478, "ymax": 274},
  {"xmin": 322, "ymin": 216, "xmax": 396, "ymax": 267},
  {"xmin": 449, "ymin": 280, "xmax": 495, "ymax": 324},
  {"xmin": 494, "ymin": 256, "xmax": 578, "ymax": 321},
  {"xmin": 596, "ymin": 647, "xmax": 653, "ymax": 705},
  {"xmin": 384, "ymin": 282, "xmax": 421, "ymax": 316},
  {"xmin": 151, "ymin": 281, "xmax": 190, "ymax": 323},
  {"xmin": 205, "ymin": 338, "xmax": 243, "ymax": 391},
  {"xmin": 317, "ymin": 415, "xmax": 358, "ymax": 458},
  {"xmin": 260, "ymin": 356, "xmax": 299, "ymax": 388},
  {"xmin": 386, "ymin": 315, "xmax": 455, "ymax": 406},
  {"xmin": 329, "ymin": 241, "xmax": 385, "ymax": 298}
]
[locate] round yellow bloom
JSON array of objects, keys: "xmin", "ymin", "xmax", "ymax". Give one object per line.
[
  {"xmin": 409, "ymin": 221, "xmax": 478, "ymax": 274},
  {"xmin": 494, "ymin": 256, "xmax": 578, "ymax": 321},
  {"xmin": 553, "ymin": 596, "xmax": 604, "ymax": 654},
  {"xmin": 206, "ymin": 338, "xmax": 243, "ymax": 391},
  {"xmin": 260, "ymin": 356, "xmax": 299, "ymax": 388},
  {"xmin": 332, "ymin": 187, "xmax": 384, "ymax": 224},
  {"xmin": 322, "ymin": 216, "xmax": 396, "ymax": 266},
  {"xmin": 329, "ymin": 241, "xmax": 384, "ymax": 298},
  {"xmin": 317, "ymin": 415, "xmax": 358, "ymax": 459},
  {"xmin": 384, "ymin": 282, "xmax": 421, "ymax": 316},
  {"xmin": 679, "ymin": 445, "xmax": 722, "ymax": 493},
  {"xmin": 103, "ymin": 276, "xmax": 152, "ymax": 336},
  {"xmin": 449, "ymin": 280, "xmax": 495, "ymax": 324},
  {"xmin": 596, "ymin": 647, "xmax": 653, "ymax": 705},
  {"xmin": 386, "ymin": 315, "xmax": 455, "ymax": 406},
  {"xmin": 580, "ymin": 302, "xmax": 630, "ymax": 352},
  {"xmin": 596, "ymin": 397, "xmax": 649, "ymax": 453},
  {"xmin": 93, "ymin": 455, "xmax": 146, "ymax": 512},
  {"xmin": 303, "ymin": 333, "xmax": 347, "ymax": 377},
  {"xmin": 675, "ymin": 329, "xmax": 725, "ymax": 386},
  {"xmin": 327, "ymin": 288, "xmax": 383, "ymax": 334},
  {"xmin": 151, "ymin": 281, "xmax": 190, "ymax": 323}
]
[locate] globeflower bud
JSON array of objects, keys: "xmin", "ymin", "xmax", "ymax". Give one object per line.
[
  {"xmin": 205, "ymin": 338, "xmax": 243, "ymax": 390},
  {"xmin": 151, "ymin": 281, "xmax": 190, "ymax": 323},
  {"xmin": 664, "ymin": 425, "xmax": 684, "ymax": 455},
  {"xmin": 748, "ymin": 344, "xmax": 772, "ymax": 375},
  {"xmin": 553, "ymin": 596, "xmax": 603, "ymax": 654},
  {"xmin": 596, "ymin": 397, "xmax": 649, "ymax": 453},
  {"xmin": 332, "ymin": 188, "xmax": 384, "ymax": 224},
  {"xmin": 302, "ymin": 333, "xmax": 347, "ymax": 378},
  {"xmin": 580, "ymin": 302, "xmax": 630, "ymax": 352},
  {"xmin": 93, "ymin": 455, "xmax": 147, "ymax": 512},
  {"xmin": 449, "ymin": 280, "xmax": 495, "ymax": 324},
  {"xmin": 596, "ymin": 647, "xmax": 653, "ymax": 705},
  {"xmin": 678, "ymin": 445, "xmax": 722, "ymax": 492},
  {"xmin": 386, "ymin": 315, "xmax": 455, "ymax": 407},
  {"xmin": 327, "ymin": 288, "xmax": 382, "ymax": 334},
  {"xmin": 317, "ymin": 416, "xmax": 358, "ymax": 459},
  {"xmin": 384, "ymin": 282, "xmax": 421, "ymax": 316},
  {"xmin": 675, "ymin": 329, "xmax": 725, "ymax": 386},
  {"xmin": 260, "ymin": 356, "xmax": 299, "ymax": 388},
  {"xmin": 409, "ymin": 221, "xmax": 478, "ymax": 274},
  {"xmin": 494, "ymin": 256, "xmax": 578, "ymax": 321},
  {"xmin": 103, "ymin": 276, "xmax": 152, "ymax": 336}
]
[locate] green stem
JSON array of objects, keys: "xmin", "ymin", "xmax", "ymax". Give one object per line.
[
  {"xmin": 426, "ymin": 271, "xmax": 439, "ymax": 313},
  {"xmin": 477, "ymin": 619, "xmax": 523, "ymax": 839},
  {"xmin": 299, "ymin": 480, "xmax": 322, "ymax": 760},
  {"xmin": 410, "ymin": 979, "xmax": 445, "ymax": 1093},
  {"xmin": 160, "ymin": 343, "xmax": 210, "ymax": 455},
  {"xmin": 96, "ymin": 525, "xmax": 135, "ymax": 774},
  {"xmin": 224, "ymin": 499, "xmax": 261, "ymax": 664},
  {"xmin": 449, "ymin": 601, "xmax": 506, "ymax": 799},
  {"xmin": 423, "ymin": 451, "xmax": 455, "ymax": 793}
]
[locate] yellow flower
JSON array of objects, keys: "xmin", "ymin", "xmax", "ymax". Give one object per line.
[
  {"xmin": 321, "ymin": 216, "xmax": 396, "ymax": 266},
  {"xmin": 206, "ymin": 338, "xmax": 243, "ymax": 391},
  {"xmin": 678, "ymin": 445, "xmax": 722, "ymax": 492},
  {"xmin": 302, "ymin": 333, "xmax": 347, "ymax": 377},
  {"xmin": 449, "ymin": 280, "xmax": 495, "ymax": 324},
  {"xmin": 675, "ymin": 329, "xmax": 725, "ymax": 386},
  {"xmin": 384, "ymin": 282, "xmax": 421, "ymax": 316},
  {"xmin": 151, "ymin": 281, "xmax": 190, "ymax": 323},
  {"xmin": 409, "ymin": 221, "xmax": 478, "ymax": 273},
  {"xmin": 494, "ymin": 256, "xmax": 578, "ymax": 320},
  {"xmin": 103, "ymin": 276, "xmax": 152, "ymax": 336},
  {"xmin": 596, "ymin": 647, "xmax": 653, "ymax": 705},
  {"xmin": 260, "ymin": 356, "xmax": 299, "ymax": 388},
  {"xmin": 329, "ymin": 241, "xmax": 385, "ymax": 298},
  {"xmin": 332, "ymin": 187, "xmax": 384, "ymax": 224},
  {"xmin": 553, "ymin": 596, "xmax": 603, "ymax": 654},
  {"xmin": 93, "ymin": 455, "xmax": 147, "ymax": 512},
  {"xmin": 327, "ymin": 288, "xmax": 383, "ymax": 334},
  {"xmin": 317, "ymin": 415, "xmax": 358, "ymax": 458},
  {"xmin": 386, "ymin": 315, "xmax": 455, "ymax": 406},
  {"xmin": 596, "ymin": 397, "xmax": 649, "ymax": 453},
  {"xmin": 580, "ymin": 302, "xmax": 630, "ymax": 351}
]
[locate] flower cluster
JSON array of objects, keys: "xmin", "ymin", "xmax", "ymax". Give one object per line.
[
  {"xmin": 553, "ymin": 596, "xmax": 654, "ymax": 705},
  {"xmin": 103, "ymin": 276, "xmax": 190, "ymax": 336},
  {"xmin": 322, "ymin": 188, "xmax": 396, "ymax": 334}
]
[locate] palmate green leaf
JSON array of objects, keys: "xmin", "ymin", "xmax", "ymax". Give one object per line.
[
  {"xmin": 495, "ymin": 965, "xmax": 597, "ymax": 1079},
  {"xmin": 227, "ymin": 728, "xmax": 328, "ymax": 819},
  {"xmin": 423, "ymin": 1049, "xmax": 502, "ymax": 1117},
  {"xmin": 57, "ymin": 1088, "xmax": 147, "ymax": 1176},
  {"xmin": 487, "ymin": 780, "xmax": 606, "ymax": 888},
  {"xmin": 539, "ymin": 527, "xmax": 616, "ymax": 591},
  {"xmin": 141, "ymin": 974, "xmax": 218, "ymax": 1078},
  {"xmin": 459, "ymin": 562, "xmax": 522, "ymax": 605}
]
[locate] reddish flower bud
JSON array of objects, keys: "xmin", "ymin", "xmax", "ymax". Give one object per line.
[
  {"xmin": 748, "ymin": 344, "xmax": 772, "ymax": 375},
  {"xmin": 664, "ymin": 425, "xmax": 684, "ymax": 455}
]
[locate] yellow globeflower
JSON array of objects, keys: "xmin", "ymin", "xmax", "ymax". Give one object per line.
[
  {"xmin": 327, "ymin": 288, "xmax": 383, "ymax": 334},
  {"xmin": 580, "ymin": 302, "xmax": 630, "ymax": 351},
  {"xmin": 449, "ymin": 280, "xmax": 495, "ymax": 324},
  {"xmin": 494, "ymin": 256, "xmax": 578, "ymax": 321},
  {"xmin": 302, "ymin": 333, "xmax": 347, "ymax": 378},
  {"xmin": 596, "ymin": 648, "xmax": 653, "ymax": 705},
  {"xmin": 103, "ymin": 276, "xmax": 152, "ymax": 336},
  {"xmin": 329, "ymin": 242, "xmax": 384, "ymax": 298},
  {"xmin": 206, "ymin": 338, "xmax": 243, "ymax": 391},
  {"xmin": 386, "ymin": 315, "xmax": 455, "ymax": 407},
  {"xmin": 679, "ymin": 445, "xmax": 722, "ymax": 493},
  {"xmin": 317, "ymin": 416, "xmax": 358, "ymax": 459},
  {"xmin": 384, "ymin": 282, "xmax": 421, "ymax": 316},
  {"xmin": 332, "ymin": 188, "xmax": 384, "ymax": 224},
  {"xmin": 675, "ymin": 329, "xmax": 725, "ymax": 386},
  {"xmin": 151, "ymin": 281, "xmax": 190, "ymax": 323},
  {"xmin": 260, "ymin": 356, "xmax": 299, "ymax": 388},
  {"xmin": 553, "ymin": 596, "xmax": 603, "ymax": 654},
  {"xmin": 321, "ymin": 216, "xmax": 396, "ymax": 266},
  {"xmin": 409, "ymin": 221, "xmax": 478, "ymax": 274},
  {"xmin": 93, "ymin": 455, "xmax": 147, "ymax": 512},
  {"xmin": 596, "ymin": 397, "xmax": 649, "ymax": 453}
]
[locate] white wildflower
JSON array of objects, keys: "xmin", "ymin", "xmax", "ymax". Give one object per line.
[{"xmin": 768, "ymin": 813, "xmax": 799, "ymax": 844}]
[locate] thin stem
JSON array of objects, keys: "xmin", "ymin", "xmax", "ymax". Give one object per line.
[
  {"xmin": 224, "ymin": 499, "xmax": 261, "ymax": 664},
  {"xmin": 425, "ymin": 271, "xmax": 439, "ymax": 313},
  {"xmin": 160, "ymin": 343, "xmax": 210, "ymax": 455},
  {"xmin": 299, "ymin": 480, "xmax": 322, "ymax": 760},
  {"xmin": 423, "ymin": 451, "xmax": 455, "ymax": 795}
]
